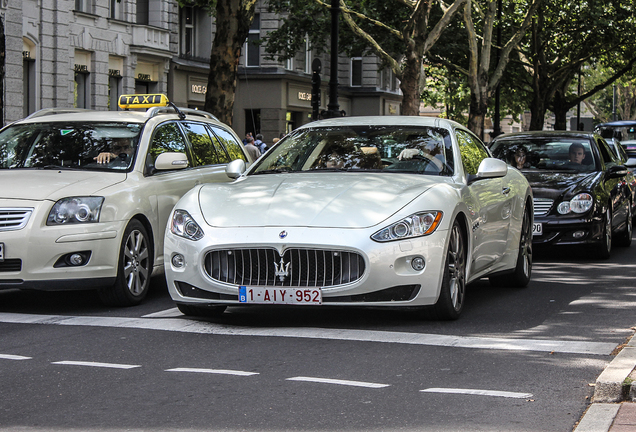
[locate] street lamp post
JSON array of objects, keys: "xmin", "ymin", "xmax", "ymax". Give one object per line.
[{"xmin": 323, "ymin": 0, "xmax": 343, "ymax": 119}]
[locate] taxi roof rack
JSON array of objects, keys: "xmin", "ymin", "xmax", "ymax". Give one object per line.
[
  {"xmin": 25, "ymin": 108, "xmax": 92, "ymax": 119},
  {"xmin": 146, "ymin": 106, "xmax": 218, "ymax": 121}
]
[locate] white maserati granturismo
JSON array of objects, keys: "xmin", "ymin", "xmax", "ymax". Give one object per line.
[{"xmin": 164, "ymin": 116, "xmax": 533, "ymax": 320}]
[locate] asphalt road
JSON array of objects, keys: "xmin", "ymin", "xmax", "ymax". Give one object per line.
[{"xmin": 1, "ymin": 243, "xmax": 635, "ymax": 432}]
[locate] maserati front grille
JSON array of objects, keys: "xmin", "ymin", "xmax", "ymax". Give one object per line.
[{"xmin": 204, "ymin": 248, "xmax": 366, "ymax": 288}]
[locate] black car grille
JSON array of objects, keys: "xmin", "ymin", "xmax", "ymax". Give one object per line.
[{"xmin": 204, "ymin": 248, "xmax": 366, "ymax": 287}]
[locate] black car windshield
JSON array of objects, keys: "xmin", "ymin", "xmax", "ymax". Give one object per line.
[
  {"xmin": 0, "ymin": 122, "xmax": 142, "ymax": 171},
  {"xmin": 490, "ymin": 137, "xmax": 597, "ymax": 172},
  {"xmin": 251, "ymin": 125, "xmax": 454, "ymax": 176}
]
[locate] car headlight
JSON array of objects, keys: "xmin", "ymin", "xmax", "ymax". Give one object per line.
[
  {"xmin": 371, "ymin": 211, "xmax": 443, "ymax": 242},
  {"xmin": 557, "ymin": 193, "xmax": 593, "ymax": 215},
  {"xmin": 170, "ymin": 209, "xmax": 204, "ymax": 241},
  {"xmin": 46, "ymin": 197, "xmax": 104, "ymax": 225}
]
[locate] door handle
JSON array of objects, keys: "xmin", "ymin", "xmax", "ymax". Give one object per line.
[{"xmin": 502, "ymin": 187, "xmax": 511, "ymax": 195}]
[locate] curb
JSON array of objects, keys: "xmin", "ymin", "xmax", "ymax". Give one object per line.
[{"xmin": 574, "ymin": 335, "xmax": 636, "ymax": 432}]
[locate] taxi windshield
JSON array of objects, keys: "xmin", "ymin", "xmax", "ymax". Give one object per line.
[
  {"xmin": 251, "ymin": 125, "xmax": 454, "ymax": 176},
  {"xmin": 0, "ymin": 122, "xmax": 142, "ymax": 171}
]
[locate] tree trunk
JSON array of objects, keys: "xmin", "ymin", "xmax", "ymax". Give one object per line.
[
  {"xmin": 467, "ymin": 91, "xmax": 487, "ymax": 139},
  {"xmin": 204, "ymin": 0, "xmax": 256, "ymax": 126},
  {"xmin": 552, "ymin": 91, "xmax": 569, "ymax": 130},
  {"xmin": 400, "ymin": 50, "xmax": 422, "ymax": 116}
]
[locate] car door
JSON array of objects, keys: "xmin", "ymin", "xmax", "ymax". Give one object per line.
[
  {"xmin": 457, "ymin": 129, "xmax": 512, "ymax": 273},
  {"xmin": 143, "ymin": 121, "xmax": 202, "ymax": 265},
  {"xmin": 597, "ymin": 137, "xmax": 631, "ymax": 230}
]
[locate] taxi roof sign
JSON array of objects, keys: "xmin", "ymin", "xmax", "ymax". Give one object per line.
[{"xmin": 118, "ymin": 94, "xmax": 169, "ymax": 109}]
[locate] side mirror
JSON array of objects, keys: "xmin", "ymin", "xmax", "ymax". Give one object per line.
[
  {"xmin": 468, "ymin": 158, "xmax": 508, "ymax": 184},
  {"xmin": 607, "ymin": 164, "xmax": 629, "ymax": 179},
  {"xmin": 154, "ymin": 152, "xmax": 189, "ymax": 171},
  {"xmin": 226, "ymin": 159, "xmax": 247, "ymax": 179}
]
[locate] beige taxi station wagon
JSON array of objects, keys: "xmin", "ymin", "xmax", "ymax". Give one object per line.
[{"xmin": 0, "ymin": 94, "xmax": 251, "ymax": 306}]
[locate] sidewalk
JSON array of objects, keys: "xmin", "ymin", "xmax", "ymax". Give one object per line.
[{"xmin": 574, "ymin": 334, "xmax": 636, "ymax": 431}]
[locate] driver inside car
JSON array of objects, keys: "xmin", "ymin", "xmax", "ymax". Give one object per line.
[{"xmin": 94, "ymin": 137, "xmax": 134, "ymax": 164}]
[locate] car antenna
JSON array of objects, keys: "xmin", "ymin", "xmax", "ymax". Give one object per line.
[{"xmin": 168, "ymin": 102, "xmax": 186, "ymax": 120}]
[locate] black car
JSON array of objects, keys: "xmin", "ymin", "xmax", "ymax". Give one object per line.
[
  {"xmin": 595, "ymin": 120, "xmax": 636, "ymax": 161},
  {"xmin": 490, "ymin": 131, "xmax": 636, "ymax": 258}
]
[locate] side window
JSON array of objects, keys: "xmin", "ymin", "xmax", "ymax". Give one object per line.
[
  {"xmin": 181, "ymin": 122, "xmax": 223, "ymax": 166},
  {"xmin": 456, "ymin": 130, "xmax": 489, "ymax": 176},
  {"xmin": 597, "ymin": 138, "xmax": 617, "ymax": 168},
  {"xmin": 209, "ymin": 126, "xmax": 248, "ymax": 162},
  {"xmin": 147, "ymin": 122, "xmax": 191, "ymax": 173}
]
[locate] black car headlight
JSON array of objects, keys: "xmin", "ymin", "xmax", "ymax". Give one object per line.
[
  {"xmin": 557, "ymin": 193, "xmax": 593, "ymax": 215},
  {"xmin": 371, "ymin": 211, "xmax": 443, "ymax": 242},
  {"xmin": 46, "ymin": 197, "xmax": 104, "ymax": 225},
  {"xmin": 170, "ymin": 209, "xmax": 204, "ymax": 241}
]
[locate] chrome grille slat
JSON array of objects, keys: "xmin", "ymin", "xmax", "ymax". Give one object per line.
[
  {"xmin": 533, "ymin": 198, "xmax": 553, "ymax": 216},
  {"xmin": 0, "ymin": 208, "xmax": 33, "ymax": 231},
  {"xmin": 205, "ymin": 248, "xmax": 365, "ymax": 288}
]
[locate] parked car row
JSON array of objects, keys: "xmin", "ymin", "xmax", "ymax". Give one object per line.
[{"xmin": 1, "ymin": 99, "xmax": 632, "ymax": 320}]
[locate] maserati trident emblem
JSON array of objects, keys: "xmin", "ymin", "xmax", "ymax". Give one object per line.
[
  {"xmin": 274, "ymin": 257, "xmax": 290, "ymax": 282},
  {"xmin": 279, "ymin": 230, "xmax": 288, "ymax": 239}
]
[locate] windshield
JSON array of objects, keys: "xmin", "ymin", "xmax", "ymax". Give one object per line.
[
  {"xmin": 490, "ymin": 137, "xmax": 597, "ymax": 173},
  {"xmin": 251, "ymin": 125, "xmax": 454, "ymax": 176},
  {"xmin": 0, "ymin": 122, "xmax": 143, "ymax": 171}
]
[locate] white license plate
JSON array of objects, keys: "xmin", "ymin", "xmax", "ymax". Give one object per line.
[
  {"xmin": 0, "ymin": 242, "xmax": 3, "ymax": 261},
  {"xmin": 532, "ymin": 223, "xmax": 542, "ymax": 236},
  {"xmin": 239, "ymin": 286, "xmax": 322, "ymax": 305}
]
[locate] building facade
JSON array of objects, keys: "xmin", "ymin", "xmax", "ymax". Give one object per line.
[{"xmin": 4, "ymin": 0, "xmax": 403, "ymax": 144}]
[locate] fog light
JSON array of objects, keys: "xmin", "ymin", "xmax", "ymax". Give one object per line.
[
  {"xmin": 69, "ymin": 253, "xmax": 85, "ymax": 266},
  {"xmin": 411, "ymin": 256, "xmax": 425, "ymax": 271},
  {"xmin": 172, "ymin": 254, "xmax": 185, "ymax": 268},
  {"xmin": 572, "ymin": 230, "xmax": 586, "ymax": 239}
]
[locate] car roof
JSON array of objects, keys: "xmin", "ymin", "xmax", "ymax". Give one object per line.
[
  {"xmin": 595, "ymin": 120, "xmax": 636, "ymax": 128},
  {"xmin": 492, "ymin": 130, "xmax": 595, "ymax": 141},
  {"xmin": 295, "ymin": 116, "xmax": 464, "ymax": 131}
]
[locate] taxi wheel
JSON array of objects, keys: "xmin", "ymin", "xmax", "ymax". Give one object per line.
[
  {"xmin": 99, "ymin": 220, "xmax": 152, "ymax": 306},
  {"xmin": 431, "ymin": 220, "xmax": 466, "ymax": 320},
  {"xmin": 596, "ymin": 207, "xmax": 612, "ymax": 259},
  {"xmin": 489, "ymin": 205, "xmax": 532, "ymax": 288},
  {"xmin": 615, "ymin": 201, "xmax": 632, "ymax": 247},
  {"xmin": 177, "ymin": 303, "xmax": 227, "ymax": 317}
]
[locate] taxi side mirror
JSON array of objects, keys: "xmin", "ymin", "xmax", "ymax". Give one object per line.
[
  {"xmin": 226, "ymin": 159, "xmax": 246, "ymax": 179},
  {"xmin": 154, "ymin": 152, "xmax": 189, "ymax": 171}
]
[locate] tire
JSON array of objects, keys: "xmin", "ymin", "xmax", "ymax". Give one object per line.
[
  {"xmin": 489, "ymin": 205, "xmax": 532, "ymax": 288},
  {"xmin": 596, "ymin": 207, "xmax": 612, "ymax": 259},
  {"xmin": 431, "ymin": 220, "xmax": 466, "ymax": 320},
  {"xmin": 615, "ymin": 201, "xmax": 632, "ymax": 247},
  {"xmin": 98, "ymin": 219, "xmax": 152, "ymax": 306},
  {"xmin": 177, "ymin": 303, "xmax": 227, "ymax": 318}
]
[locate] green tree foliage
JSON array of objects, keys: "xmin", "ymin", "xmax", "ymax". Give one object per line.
[
  {"xmin": 264, "ymin": 0, "xmax": 467, "ymax": 116},
  {"xmin": 583, "ymin": 66, "xmax": 636, "ymax": 122}
]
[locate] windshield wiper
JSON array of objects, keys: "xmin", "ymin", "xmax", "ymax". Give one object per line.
[
  {"xmin": 37, "ymin": 165, "xmax": 78, "ymax": 170},
  {"xmin": 253, "ymin": 167, "xmax": 296, "ymax": 174}
]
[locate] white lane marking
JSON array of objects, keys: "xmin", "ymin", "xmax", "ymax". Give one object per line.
[
  {"xmin": 421, "ymin": 388, "xmax": 532, "ymax": 399},
  {"xmin": 0, "ymin": 312, "xmax": 616, "ymax": 355},
  {"xmin": 287, "ymin": 376, "xmax": 390, "ymax": 388},
  {"xmin": 166, "ymin": 367, "xmax": 258, "ymax": 376},
  {"xmin": 0, "ymin": 354, "xmax": 32, "ymax": 360},
  {"xmin": 142, "ymin": 308, "xmax": 183, "ymax": 318},
  {"xmin": 51, "ymin": 360, "xmax": 141, "ymax": 369}
]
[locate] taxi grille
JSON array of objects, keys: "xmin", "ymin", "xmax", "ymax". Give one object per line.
[
  {"xmin": 533, "ymin": 198, "xmax": 553, "ymax": 216},
  {"xmin": 0, "ymin": 208, "xmax": 33, "ymax": 231},
  {"xmin": 204, "ymin": 248, "xmax": 365, "ymax": 287}
]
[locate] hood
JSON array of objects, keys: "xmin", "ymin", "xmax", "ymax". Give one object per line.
[
  {"xmin": 0, "ymin": 170, "xmax": 126, "ymax": 201},
  {"xmin": 198, "ymin": 172, "xmax": 440, "ymax": 228},
  {"xmin": 524, "ymin": 171, "xmax": 601, "ymax": 200}
]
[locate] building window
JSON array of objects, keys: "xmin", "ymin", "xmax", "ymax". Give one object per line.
[
  {"xmin": 75, "ymin": 0, "xmax": 93, "ymax": 13},
  {"xmin": 351, "ymin": 58, "xmax": 362, "ymax": 86},
  {"xmin": 181, "ymin": 6, "xmax": 194, "ymax": 56},
  {"xmin": 110, "ymin": 0, "xmax": 123, "ymax": 20},
  {"xmin": 137, "ymin": 0, "xmax": 149, "ymax": 25},
  {"xmin": 245, "ymin": 14, "xmax": 260, "ymax": 67},
  {"xmin": 285, "ymin": 57, "xmax": 293, "ymax": 71},
  {"xmin": 23, "ymin": 56, "xmax": 36, "ymax": 117},
  {"xmin": 245, "ymin": 109, "xmax": 261, "ymax": 136},
  {"xmin": 74, "ymin": 70, "xmax": 90, "ymax": 108},
  {"xmin": 108, "ymin": 75, "xmax": 122, "ymax": 110}
]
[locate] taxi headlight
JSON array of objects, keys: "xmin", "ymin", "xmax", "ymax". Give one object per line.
[
  {"xmin": 557, "ymin": 193, "xmax": 593, "ymax": 215},
  {"xmin": 371, "ymin": 211, "xmax": 443, "ymax": 242},
  {"xmin": 170, "ymin": 209, "xmax": 204, "ymax": 241},
  {"xmin": 47, "ymin": 197, "xmax": 104, "ymax": 225}
]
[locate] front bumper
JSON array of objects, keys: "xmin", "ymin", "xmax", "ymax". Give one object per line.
[
  {"xmin": 0, "ymin": 200, "xmax": 125, "ymax": 291},
  {"xmin": 532, "ymin": 214, "xmax": 603, "ymax": 246},
  {"xmin": 164, "ymin": 225, "xmax": 449, "ymax": 308}
]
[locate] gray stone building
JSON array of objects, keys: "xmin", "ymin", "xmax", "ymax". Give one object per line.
[{"xmin": 3, "ymin": 0, "xmax": 402, "ymax": 142}]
